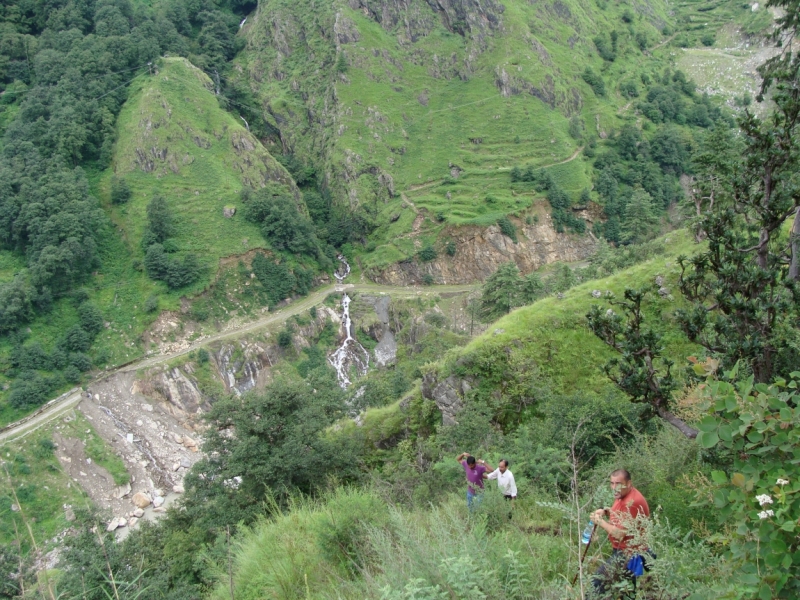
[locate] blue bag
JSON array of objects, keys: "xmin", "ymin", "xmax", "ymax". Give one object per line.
[{"xmin": 626, "ymin": 554, "xmax": 645, "ymax": 577}]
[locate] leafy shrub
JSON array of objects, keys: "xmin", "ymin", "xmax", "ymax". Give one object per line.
[
  {"xmin": 418, "ymin": 246, "xmax": 437, "ymax": 262},
  {"xmin": 197, "ymin": 348, "xmax": 210, "ymax": 364},
  {"xmin": 497, "ymin": 217, "xmax": 517, "ymax": 242},
  {"xmin": 110, "ymin": 176, "xmax": 132, "ymax": 204},
  {"xmin": 445, "ymin": 240, "xmax": 456, "ymax": 256},
  {"xmin": 694, "ymin": 371, "xmax": 800, "ymax": 598},
  {"xmin": 277, "ymin": 328, "xmax": 294, "ymax": 348},
  {"xmin": 78, "ymin": 302, "xmax": 104, "ymax": 337},
  {"xmin": 144, "ymin": 295, "xmax": 159, "ymax": 313},
  {"xmin": 620, "ymin": 79, "xmax": 639, "ymax": 98},
  {"xmin": 309, "ymin": 306, "xmax": 317, "ymax": 319},
  {"xmin": 252, "ymin": 253, "xmax": 296, "ymax": 305},
  {"xmin": 144, "ymin": 244, "xmax": 201, "ymax": 289},
  {"xmin": 63, "ymin": 365, "xmax": 82, "ymax": 383},
  {"xmin": 422, "ymin": 273, "xmax": 435, "ymax": 285},
  {"xmin": 700, "ymin": 32, "xmax": 715, "ymax": 46},
  {"xmin": 582, "ymin": 67, "xmax": 606, "ymax": 96}
]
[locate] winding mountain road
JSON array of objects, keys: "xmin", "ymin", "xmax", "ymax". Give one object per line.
[{"xmin": 0, "ymin": 282, "xmax": 478, "ymax": 444}]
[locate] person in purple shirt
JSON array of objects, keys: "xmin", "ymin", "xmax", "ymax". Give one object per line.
[{"xmin": 456, "ymin": 451, "xmax": 489, "ymax": 509}]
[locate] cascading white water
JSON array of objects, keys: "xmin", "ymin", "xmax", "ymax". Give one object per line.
[
  {"xmin": 334, "ymin": 254, "xmax": 351, "ymax": 282},
  {"xmin": 329, "ymin": 257, "xmax": 369, "ymax": 388}
]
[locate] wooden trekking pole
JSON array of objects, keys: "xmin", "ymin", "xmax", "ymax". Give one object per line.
[{"xmin": 571, "ymin": 523, "xmax": 598, "ymax": 586}]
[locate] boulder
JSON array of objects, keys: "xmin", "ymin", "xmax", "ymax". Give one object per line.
[
  {"xmin": 132, "ymin": 492, "xmax": 152, "ymax": 509},
  {"xmin": 173, "ymin": 485, "xmax": 185, "ymax": 494},
  {"xmin": 106, "ymin": 520, "xmax": 120, "ymax": 532},
  {"xmin": 113, "ymin": 483, "xmax": 131, "ymax": 499},
  {"xmin": 153, "ymin": 496, "xmax": 165, "ymax": 508},
  {"xmin": 128, "ymin": 517, "xmax": 139, "ymax": 527},
  {"xmin": 133, "ymin": 508, "xmax": 144, "ymax": 518},
  {"xmin": 223, "ymin": 206, "xmax": 236, "ymax": 218}
]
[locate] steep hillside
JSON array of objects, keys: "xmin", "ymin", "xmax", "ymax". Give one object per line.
[
  {"xmin": 237, "ymin": 0, "xmax": 670, "ymax": 272},
  {"xmin": 106, "ymin": 56, "xmax": 301, "ymax": 285},
  {"xmin": 0, "ymin": 58, "xmax": 304, "ymax": 423}
]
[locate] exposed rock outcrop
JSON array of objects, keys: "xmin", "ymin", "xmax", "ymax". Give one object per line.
[
  {"xmin": 370, "ymin": 213, "xmax": 597, "ymax": 285},
  {"xmin": 358, "ymin": 295, "xmax": 397, "ymax": 366},
  {"xmin": 421, "ymin": 371, "xmax": 472, "ymax": 425}
]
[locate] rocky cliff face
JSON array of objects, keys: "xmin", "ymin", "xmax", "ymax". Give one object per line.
[
  {"xmin": 421, "ymin": 370, "xmax": 472, "ymax": 425},
  {"xmin": 370, "ymin": 213, "xmax": 598, "ymax": 285}
]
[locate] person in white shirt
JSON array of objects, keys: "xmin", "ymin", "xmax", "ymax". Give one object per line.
[{"xmin": 485, "ymin": 459, "xmax": 517, "ymax": 508}]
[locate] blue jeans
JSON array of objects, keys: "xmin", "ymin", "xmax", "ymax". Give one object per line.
[{"xmin": 467, "ymin": 489, "xmax": 483, "ymax": 510}]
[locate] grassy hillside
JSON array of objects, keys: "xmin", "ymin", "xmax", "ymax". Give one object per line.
[
  {"xmin": 107, "ymin": 56, "xmax": 299, "ymax": 278},
  {"xmin": 239, "ymin": 0, "xmax": 669, "ymax": 266},
  {"xmin": 205, "ymin": 231, "xmax": 724, "ymax": 600},
  {"xmin": 0, "ymin": 58, "xmax": 299, "ymax": 425}
]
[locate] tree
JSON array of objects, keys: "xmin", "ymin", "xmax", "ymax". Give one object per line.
[
  {"xmin": 243, "ymin": 185, "xmax": 321, "ymax": 257},
  {"xmin": 675, "ymin": 37, "xmax": 800, "ymax": 382},
  {"xmin": 110, "ymin": 176, "xmax": 132, "ymax": 204},
  {"xmin": 0, "ymin": 275, "xmax": 34, "ymax": 333},
  {"xmin": 251, "ymin": 253, "xmax": 295, "ymax": 305},
  {"xmin": 145, "ymin": 194, "xmax": 175, "ymax": 244},
  {"xmin": 181, "ymin": 371, "xmax": 361, "ymax": 527},
  {"xmin": 480, "ymin": 262, "xmax": 522, "ymax": 320},
  {"xmin": 621, "ymin": 188, "xmax": 659, "ymax": 244},
  {"xmin": 650, "ymin": 125, "xmax": 689, "ymax": 174},
  {"xmin": 688, "ymin": 124, "xmax": 739, "ymax": 241},
  {"xmin": 587, "ymin": 287, "xmax": 698, "ymax": 438},
  {"xmin": 519, "ymin": 272, "xmax": 545, "ymax": 304}
]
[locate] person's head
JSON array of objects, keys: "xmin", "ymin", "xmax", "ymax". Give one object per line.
[
  {"xmin": 499, "ymin": 459, "xmax": 509, "ymax": 473},
  {"xmin": 466, "ymin": 456, "xmax": 476, "ymax": 469},
  {"xmin": 609, "ymin": 469, "xmax": 632, "ymax": 500}
]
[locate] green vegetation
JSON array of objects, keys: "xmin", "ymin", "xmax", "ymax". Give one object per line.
[{"xmin": 3, "ymin": 0, "xmax": 797, "ymax": 597}]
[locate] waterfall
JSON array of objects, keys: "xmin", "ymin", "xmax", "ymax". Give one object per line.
[
  {"xmin": 334, "ymin": 254, "xmax": 351, "ymax": 281},
  {"xmin": 328, "ymin": 257, "xmax": 369, "ymax": 388}
]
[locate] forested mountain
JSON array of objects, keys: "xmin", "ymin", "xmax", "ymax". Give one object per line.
[
  {"xmin": 0, "ymin": 0, "xmax": 765, "ymax": 417},
  {"xmin": 4, "ymin": 0, "xmax": 800, "ymax": 597}
]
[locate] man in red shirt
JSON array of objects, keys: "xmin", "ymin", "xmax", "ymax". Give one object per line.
[{"xmin": 590, "ymin": 469, "xmax": 651, "ymax": 597}]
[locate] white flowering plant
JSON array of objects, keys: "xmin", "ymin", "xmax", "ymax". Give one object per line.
[{"xmin": 696, "ymin": 366, "xmax": 800, "ymax": 599}]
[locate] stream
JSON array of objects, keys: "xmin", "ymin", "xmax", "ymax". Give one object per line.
[{"xmin": 329, "ymin": 257, "xmax": 369, "ymax": 388}]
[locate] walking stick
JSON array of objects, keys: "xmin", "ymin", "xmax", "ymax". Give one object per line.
[{"xmin": 571, "ymin": 523, "xmax": 598, "ymax": 586}]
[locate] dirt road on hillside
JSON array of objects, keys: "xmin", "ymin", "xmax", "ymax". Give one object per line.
[{"xmin": 0, "ymin": 282, "xmax": 478, "ymax": 444}]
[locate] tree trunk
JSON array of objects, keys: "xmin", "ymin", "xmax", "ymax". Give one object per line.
[
  {"xmin": 789, "ymin": 207, "xmax": 800, "ymax": 280},
  {"xmin": 656, "ymin": 405, "xmax": 699, "ymax": 439}
]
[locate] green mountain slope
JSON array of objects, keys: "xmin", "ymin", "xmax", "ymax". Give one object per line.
[
  {"xmin": 108, "ymin": 56, "xmax": 300, "ymax": 275},
  {"xmin": 0, "ymin": 58, "xmax": 302, "ymax": 423},
  {"xmin": 237, "ymin": 0, "xmax": 670, "ymax": 268}
]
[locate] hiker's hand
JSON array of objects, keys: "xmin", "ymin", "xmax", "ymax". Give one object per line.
[{"xmin": 591, "ymin": 509, "xmax": 607, "ymax": 522}]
